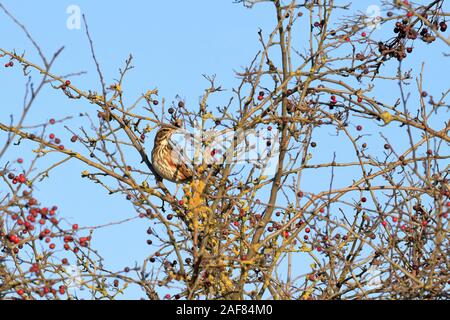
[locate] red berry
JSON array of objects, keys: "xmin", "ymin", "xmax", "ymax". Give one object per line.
[
  {"xmin": 361, "ymin": 32, "xmax": 367, "ymax": 37},
  {"xmin": 59, "ymin": 286, "xmax": 66, "ymax": 295},
  {"xmin": 356, "ymin": 125, "xmax": 362, "ymax": 131},
  {"xmin": 65, "ymin": 80, "xmax": 71, "ymax": 86},
  {"xmin": 72, "ymin": 224, "xmax": 79, "ymax": 230},
  {"xmin": 49, "ymin": 119, "xmax": 56, "ymax": 125},
  {"xmin": 49, "ymin": 133, "xmax": 55, "ymax": 139},
  {"xmin": 18, "ymin": 174, "xmax": 26, "ymax": 183},
  {"xmin": 17, "ymin": 158, "xmax": 23, "ymax": 164}
]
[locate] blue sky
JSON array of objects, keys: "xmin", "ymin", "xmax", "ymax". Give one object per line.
[{"xmin": 1, "ymin": 1, "xmax": 449, "ymax": 299}]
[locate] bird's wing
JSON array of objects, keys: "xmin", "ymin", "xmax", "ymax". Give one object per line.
[{"xmin": 167, "ymin": 130, "xmax": 197, "ymax": 174}]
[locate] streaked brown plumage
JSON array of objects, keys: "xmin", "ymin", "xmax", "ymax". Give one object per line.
[{"xmin": 151, "ymin": 126, "xmax": 194, "ymax": 183}]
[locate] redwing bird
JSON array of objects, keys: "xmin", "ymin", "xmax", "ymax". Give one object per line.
[{"xmin": 151, "ymin": 125, "xmax": 195, "ymax": 183}]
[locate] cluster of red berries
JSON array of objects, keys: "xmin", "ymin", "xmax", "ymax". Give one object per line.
[
  {"xmin": 313, "ymin": 20, "xmax": 325, "ymax": 29},
  {"xmin": 1, "ymin": 188, "xmax": 93, "ymax": 299},
  {"xmin": 16, "ymin": 283, "xmax": 67, "ymax": 298},
  {"xmin": 2, "ymin": 187, "xmax": 89, "ymax": 253},
  {"xmin": 48, "ymin": 131, "xmax": 65, "ymax": 150},
  {"xmin": 4, "ymin": 61, "xmax": 14, "ymax": 68},
  {"xmin": 257, "ymin": 91, "xmax": 265, "ymax": 101},
  {"xmin": 8, "ymin": 234, "xmax": 21, "ymax": 244},
  {"xmin": 7, "ymin": 172, "xmax": 27, "ymax": 185},
  {"xmin": 378, "ymin": 12, "xmax": 447, "ymax": 62},
  {"xmin": 79, "ymin": 236, "xmax": 91, "ymax": 247},
  {"xmin": 61, "ymin": 80, "xmax": 71, "ymax": 90}
]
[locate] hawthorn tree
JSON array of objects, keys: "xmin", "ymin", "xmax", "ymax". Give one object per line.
[{"xmin": 0, "ymin": 0, "xmax": 449, "ymax": 300}]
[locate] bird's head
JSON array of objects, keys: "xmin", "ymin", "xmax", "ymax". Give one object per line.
[{"xmin": 154, "ymin": 125, "xmax": 175, "ymax": 146}]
